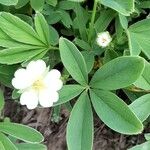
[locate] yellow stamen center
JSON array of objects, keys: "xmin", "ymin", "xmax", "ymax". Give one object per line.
[
  {"xmin": 102, "ymin": 38, "xmax": 107, "ymax": 43},
  {"xmin": 32, "ymin": 79, "xmax": 45, "ymax": 90}
]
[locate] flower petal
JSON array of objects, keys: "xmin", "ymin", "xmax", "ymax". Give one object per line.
[
  {"xmin": 39, "ymin": 89, "xmax": 59, "ymax": 107},
  {"xmin": 20, "ymin": 90, "xmax": 38, "ymax": 109},
  {"xmin": 14, "ymin": 68, "xmax": 26, "ymax": 78},
  {"xmin": 46, "ymin": 69, "xmax": 61, "ymax": 79},
  {"xmin": 44, "ymin": 69, "xmax": 63, "ymax": 91},
  {"xmin": 46, "ymin": 79, "xmax": 63, "ymax": 91},
  {"xmin": 12, "ymin": 68, "xmax": 34, "ymax": 89},
  {"xmin": 26, "ymin": 59, "xmax": 47, "ymax": 79},
  {"xmin": 12, "ymin": 77, "xmax": 30, "ymax": 90}
]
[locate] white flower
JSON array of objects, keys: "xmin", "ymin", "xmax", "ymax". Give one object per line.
[
  {"xmin": 96, "ymin": 31, "xmax": 112, "ymax": 48},
  {"xmin": 12, "ymin": 60, "xmax": 63, "ymax": 109}
]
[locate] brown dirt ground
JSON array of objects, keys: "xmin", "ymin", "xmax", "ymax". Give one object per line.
[{"xmin": 3, "ymin": 88, "xmax": 149, "ymax": 150}]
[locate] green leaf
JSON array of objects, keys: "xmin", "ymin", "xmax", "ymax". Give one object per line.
[
  {"xmin": 0, "ymin": 12, "xmax": 43, "ymax": 46},
  {"xmin": 58, "ymin": 1, "xmax": 75, "ymax": 10},
  {"xmin": 0, "ymin": 133, "xmax": 17, "ymax": 150},
  {"xmin": 30, "ymin": 0, "xmax": 44, "ymax": 11},
  {"xmin": 0, "ymin": 0, "xmax": 18, "ymax": 6},
  {"xmin": 103, "ymin": 49, "xmax": 118, "ymax": 64},
  {"xmin": 21, "ymin": 50, "xmax": 47, "ymax": 67},
  {"xmin": 0, "ymin": 89, "xmax": 4, "ymax": 111},
  {"xmin": 67, "ymin": 0, "xmax": 84, "ymax": 2},
  {"xmin": 34, "ymin": 12, "xmax": 50, "ymax": 46},
  {"xmin": 0, "ymin": 47, "xmax": 47, "ymax": 65},
  {"xmin": 123, "ymin": 89, "xmax": 144, "ymax": 102},
  {"xmin": 118, "ymin": 13, "xmax": 128, "ymax": 29},
  {"xmin": 100, "ymin": 0, "xmax": 134, "ymax": 16},
  {"xmin": 0, "ymin": 142, "xmax": 5, "ymax": 150},
  {"xmin": 90, "ymin": 56, "xmax": 144, "ymax": 90},
  {"xmin": 127, "ymin": 19, "xmax": 150, "ymax": 58},
  {"xmin": 0, "ymin": 29, "xmax": 27, "ymax": 48},
  {"xmin": 54, "ymin": 84, "xmax": 85, "ymax": 106},
  {"xmin": 15, "ymin": 0, "xmax": 29, "ymax": 9},
  {"xmin": 145, "ymin": 133, "xmax": 150, "ymax": 141},
  {"xmin": 95, "ymin": 9, "xmax": 116, "ymax": 33},
  {"xmin": 74, "ymin": 38, "xmax": 91, "ymax": 51},
  {"xmin": 129, "ymin": 94, "xmax": 150, "ymax": 122},
  {"xmin": 47, "ymin": 11, "xmax": 61, "ymax": 24},
  {"xmin": 67, "ymin": 91, "xmax": 93, "ymax": 150},
  {"xmin": 81, "ymin": 51, "xmax": 94, "ymax": 73},
  {"xmin": 74, "ymin": 3, "xmax": 88, "ymax": 41},
  {"xmin": 46, "ymin": 0, "xmax": 57, "ymax": 7},
  {"xmin": 140, "ymin": 1, "xmax": 150, "ymax": 9},
  {"xmin": 49, "ymin": 25, "xmax": 59, "ymax": 46},
  {"xmin": 15, "ymin": 14, "xmax": 33, "ymax": 26},
  {"xmin": 0, "ymin": 64, "xmax": 18, "ymax": 87},
  {"xmin": 134, "ymin": 61, "xmax": 150, "ymax": 90},
  {"xmin": 59, "ymin": 38, "xmax": 88, "ymax": 85},
  {"xmin": 60, "ymin": 10, "xmax": 72, "ymax": 28},
  {"xmin": 115, "ymin": 16, "xmax": 124, "ymax": 42},
  {"xmin": 90, "ymin": 89, "xmax": 143, "ymax": 135},
  {"xmin": 12, "ymin": 89, "xmax": 20, "ymax": 99},
  {"xmin": 129, "ymin": 141, "xmax": 150, "ymax": 150},
  {"xmin": 15, "ymin": 143, "xmax": 47, "ymax": 150},
  {"xmin": 0, "ymin": 122, "xmax": 44, "ymax": 143}
]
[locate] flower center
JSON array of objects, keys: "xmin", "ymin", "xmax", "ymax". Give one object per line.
[
  {"xmin": 102, "ymin": 38, "xmax": 107, "ymax": 43},
  {"xmin": 32, "ymin": 79, "xmax": 45, "ymax": 90}
]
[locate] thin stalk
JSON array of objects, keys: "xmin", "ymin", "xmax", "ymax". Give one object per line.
[
  {"xmin": 88, "ymin": 0, "xmax": 98, "ymax": 43},
  {"xmin": 49, "ymin": 46, "xmax": 59, "ymax": 50}
]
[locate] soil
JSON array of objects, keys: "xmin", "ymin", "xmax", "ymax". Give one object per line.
[{"xmin": 3, "ymin": 88, "xmax": 148, "ymax": 150}]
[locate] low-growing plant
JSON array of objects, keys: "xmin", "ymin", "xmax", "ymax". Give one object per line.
[{"xmin": 0, "ymin": 0, "xmax": 150, "ymax": 150}]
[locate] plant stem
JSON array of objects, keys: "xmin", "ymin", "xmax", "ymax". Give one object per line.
[
  {"xmin": 49, "ymin": 46, "xmax": 59, "ymax": 50},
  {"xmin": 88, "ymin": 0, "xmax": 98, "ymax": 43}
]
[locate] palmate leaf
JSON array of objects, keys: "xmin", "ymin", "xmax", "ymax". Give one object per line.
[
  {"xmin": 15, "ymin": 143, "xmax": 47, "ymax": 150},
  {"xmin": 90, "ymin": 56, "xmax": 144, "ymax": 90},
  {"xmin": 15, "ymin": 0, "xmax": 29, "ymax": 9},
  {"xmin": 129, "ymin": 94, "xmax": 150, "ymax": 122},
  {"xmin": 0, "ymin": 141, "xmax": 5, "ymax": 150},
  {"xmin": 145, "ymin": 133, "xmax": 150, "ymax": 141},
  {"xmin": 0, "ymin": 0, "xmax": 18, "ymax": 6},
  {"xmin": 100, "ymin": 0, "xmax": 134, "ymax": 16},
  {"xmin": 90, "ymin": 89, "xmax": 143, "ymax": 135},
  {"xmin": 74, "ymin": 3, "xmax": 88, "ymax": 41},
  {"xmin": 0, "ymin": 29, "xmax": 25, "ymax": 48},
  {"xmin": 54, "ymin": 84, "xmax": 85, "ymax": 106},
  {"xmin": 129, "ymin": 141, "xmax": 150, "ymax": 150},
  {"xmin": 118, "ymin": 13, "xmax": 128, "ymax": 29},
  {"xmin": 60, "ymin": 10, "xmax": 73, "ymax": 28},
  {"xmin": 59, "ymin": 38, "xmax": 88, "ymax": 86},
  {"xmin": 134, "ymin": 61, "xmax": 150, "ymax": 90},
  {"xmin": 81, "ymin": 51, "xmax": 94, "ymax": 73},
  {"xmin": 46, "ymin": 0, "xmax": 58, "ymax": 7},
  {"xmin": 67, "ymin": 0, "xmax": 84, "ymax": 2},
  {"xmin": 0, "ymin": 12, "xmax": 50, "ymax": 47},
  {"xmin": 34, "ymin": 12, "xmax": 50, "ymax": 46},
  {"xmin": 49, "ymin": 25, "xmax": 59, "ymax": 46},
  {"xmin": 0, "ymin": 64, "xmax": 18, "ymax": 87},
  {"xmin": 0, "ymin": 47, "xmax": 47, "ymax": 65},
  {"xmin": 0, "ymin": 12, "xmax": 44, "ymax": 46},
  {"xmin": 0, "ymin": 122, "xmax": 44, "ymax": 143},
  {"xmin": 67, "ymin": 91, "xmax": 93, "ymax": 150},
  {"xmin": 0, "ymin": 12, "xmax": 50, "ymax": 65},
  {"xmin": 30, "ymin": 0, "xmax": 44, "ymax": 11},
  {"xmin": 0, "ymin": 133, "xmax": 17, "ymax": 150},
  {"xmin": 95, "ymin": 9, "xmax": 116, "ymax": 33},
  {"xmin": 127, "ymin": 19, "xmax": 150, "ymax": 58}
]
